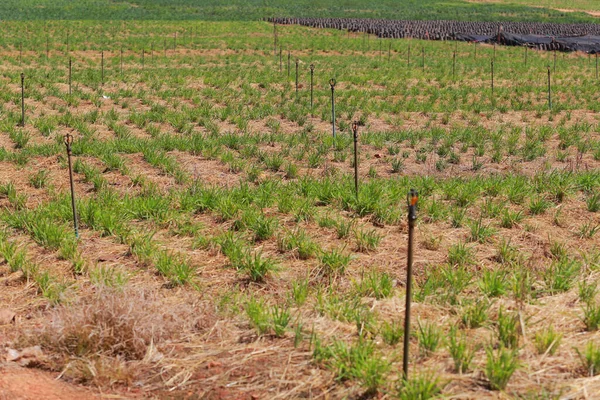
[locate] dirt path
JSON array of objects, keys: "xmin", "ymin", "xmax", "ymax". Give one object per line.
[{"xmin": 0, "ymin": 365, "xmax": 102, "ymax": 400}]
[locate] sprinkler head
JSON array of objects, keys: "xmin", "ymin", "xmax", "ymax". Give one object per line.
[
  {"xmin": 20, "ymin": 73, "xmax": 24, "ymax": 81},
  {"xmin": 310, "ymin": 63, "xmax": 314, "ymax": 71},
  {"xmin": 64, "ymin": 133, "xmax": 74, "ymax": 148},
  {"xmin": 407, "ymin": 189, "xmax": 419, "ymax": 220},
  {"xmin": 329, "ymin": 78, "xmax": 336, "ymax": 88}
]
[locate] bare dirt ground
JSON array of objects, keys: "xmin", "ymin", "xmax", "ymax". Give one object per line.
[{"xmin": 0, "ymin": 365, "xmax": 101, "ymax": 400}]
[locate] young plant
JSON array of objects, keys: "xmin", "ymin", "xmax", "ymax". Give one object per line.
[
  {"xmin": 239, "ymin": 251, "xmax": 278, "ymax": 283},
  {"xmin": 497, "ymin": 307, "xmax": 520, "ymax": 348},
  {"xmin": 354, "ymin": 228, "xmax": 382, "ymax": 252},
  {"xmin": 534, "ymin": 326, "xmax": 562, "ymax": 355},
  {"xmin": 319, "ymin": 248, "xmax": 352, "ymax": 277},
  {"xmin": 485, "ymin": 345, "xmax": 519, "ymax": 391},
  {"xmin": 576, "ymin": 342, "xmax": 600, "ymax": 377},
  {"xmin": 246, "ymin": 297, "xmax": 270, "ymax": 335},
  {"xmin": 380, "ymin": 319, "xmax": 403, "ymax": 345},
  {"xmin": 478, "ymin": 269, "xmax": 508, "ymax": 297},
  {"xmin": 271, "ymin": 304, "xmax": 291, "ymax": 337},
  {"xmin": 397, "ymin": 373, "xmax": 442, "ymax": 400},
  {"xmin": 417, "ymin": 319, "xmax": 441, "ymax": 357},
  {"xmin": 448, "ymin": 326, "xmax": 476, "ymax": 373}
]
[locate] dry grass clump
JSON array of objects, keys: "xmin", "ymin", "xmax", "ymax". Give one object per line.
[{"xmin": 23, "ymin": 287, "xmax": 213, "ymax": 385}]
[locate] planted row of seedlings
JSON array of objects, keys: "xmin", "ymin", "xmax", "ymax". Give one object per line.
[{"xmin": 0, "ymin": 20, "xmax": 598, "ymax": 398}]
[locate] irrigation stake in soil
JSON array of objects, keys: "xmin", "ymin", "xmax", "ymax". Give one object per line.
[
  {"xmin": 64, "ymin": 134, "xmax": 79, "ymax": 239},
  {"xmin": 310, "ymin": 63, "xmax": 314, "ymax": 113},
  {"xmin": 352, "ymin": 121, "xmax": 359, "ymax": 199},
  {"xmin": 452, "ymin": 50, "xmax": 456, "ymax": 79},
  {"xmin": 403, "ymin": 189, "xmax": 418, "ymax": 379},
  {"xmin": 20, "ymin": 73, "xmax": 25, "ymax": 127},
  {"xmin": 329, "ymin": 78, "xmax": 337, "ymax": 139},
  {"xmin": 69, "ymin": 58, "xmax": 72, "ymax": 96},
  {"xmin": 295, "ymin": 58, "xmax": 299, "ymax": 95},
  {"xmin": 101, "ymin": 50, "xmax": 105, "ymax": 86},
  {"xmin": 490, "ymin": 60, "xmax": 495, "ymax": 107},
  {"xmin": 547, "ymin": 66, "xmax": 552, "ymax": 110}
]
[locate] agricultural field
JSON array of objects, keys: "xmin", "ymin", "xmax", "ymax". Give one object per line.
[
  {"xmin": 0, "ymin": 11, "xmax": 599, "ymax": 400},
  {"xmin": 0, "ymin": 0, "xmax": 599, "ymax": 23}
]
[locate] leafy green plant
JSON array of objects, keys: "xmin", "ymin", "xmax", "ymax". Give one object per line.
[
  {"xmin": 271, "ymin": 305, "xmax": 291, "ymax": 337},
  {"xmin": 534, "ymin": 326, "xmax": 562, "ymax": 355},
  {"xmin": 448, "ymin": 326, "xmax": 476, "ymax": 373},
  {"xmin": 319, "ymin": 248, "xmax": 352, "ymax": 277},
  {"xmin": 290, "ymin": 278, "xmax": 309, "ymax": 307},
  {"xmin": 576, "ymin": 342, "xmax": 600, "ymax": 376},
  {"xmin": 497, "ymin": 307, "xmax": 520, "ymax": 348},
  {"xmin": 354, "ymin": 270, "xmax": 393, "ymax": 299},
  {"xmin": 447, "ymin": 242, "xmax": 474, "ymax": 266},
  {"xmin": 479, "ymin": 269, "xmax": 508, "ymax": 297},
  {"xmin": 29, "ymin": 170, "xmax": 49, "ymax": 189},
  {"xmin": 461, "ymin": 299, "xmax": 490, "ymax": 329},
  {"xmin": 313, "ymin": 339, "xmax": 390, "ymax": 395},
  {"xmin": 380, "ymin": 319, "xmax": 403, "ymax": 345},
  {"xmin": 397, "ymin": 373, "xmax": 442, "ymax": 400},
  {"xmin": 417, "ymin": 319, "xmax": 441, "ymax": 357},
  {"xmin": 354, "ymin": 228, "xmax": 382, "ymax": 252},
  {"xmin": 239, "ymin": 251, "xmax": 278, "ymax": 282},
  {"xmin": 485, "ymin": 345, "xmax": 519, "ymax": 390},
  {"xmin": 246, "ymin": 297, "xmax": 270, "ymax": 335},
  {"xmin": 583, "ymin": 300, "xmax": 600, "ymax": 331}
]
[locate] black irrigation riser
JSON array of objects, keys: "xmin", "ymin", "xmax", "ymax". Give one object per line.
[
  {"xmin": 101, "ymin": 50, "xmax": 104, "ymax": 86},
  {"xmin": 310, "ymin": 63, "xmax": 315, "ymax": 113},
  {"xmin": 403, "ymin": 189, "xmax": 418, "ymax": 380},
  {"xmin": 273, "ymin": 20, "xmax": 277, "ymax": 57},
  {"xmin": 547, "ymin": 66, "xmax": 552, "ymax": 110},
  {"xmin": 64, "ymin": 134, "xmax": 79, "ymax": 239},
  {"xmin": 295, "ymin": 58, "xmax": 299, "ymax": 96},
  {"xmin": 452, "ymin": 50, "xmax": 456, "ymax": 79},
  {"xmin": 20, "ymin": 73, "xmax": 25, "ymax": 127},
  {"xmin": 329, "ymin": 78, "xmax": 336, "ymax": 139},
  {"xmin": 68, "ymin": 58, "xmax": 72, "ymax": 96},
  {"xmin": 490, "ymin": 60, "xmax": 494, "ymax": 106},
  {"xmin": 352, "ymin": 121, "xmax": 359, "ymax": 200}
]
